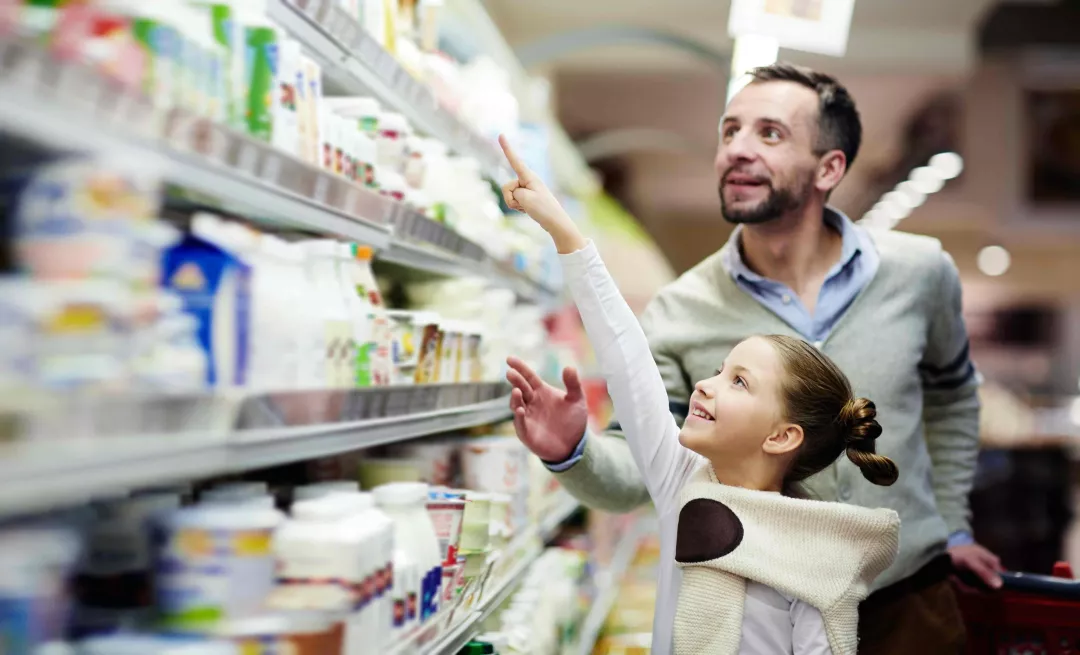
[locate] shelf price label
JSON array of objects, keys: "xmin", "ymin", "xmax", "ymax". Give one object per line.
[
  {"xmin": 259, "ymin": 153, "xmax": 282, "ymax": 186},
  {"xmin": 237, "ymin": 143, "xmax": 260, "ymax": 176}
]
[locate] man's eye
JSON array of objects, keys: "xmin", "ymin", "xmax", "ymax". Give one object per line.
[{"xmin": 762, "ymin": 127, "xmax": 781, "ymax": 140}]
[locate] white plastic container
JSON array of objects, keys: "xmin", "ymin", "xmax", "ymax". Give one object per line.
[
  {"xmin": 78, "ymin": 634, "xmax": 238, "ymax": 654},
  {"xmin": 335, "ymin": 242, "xmax": 372, "ymax": 389},
  {"xmin": 373, "ymin": 483, "xmax": 441, "ymax": 625},
  {"xmin": 152, "ymin": 504, "xmax": 283, "ymax": 632},
  {"xmin": 280, "ymin": 242, "xmax": 323, "ymax": 389},
  {"xmin": 249, "ymin": 235, "xmax": 302, "ymax": 389},
  {"xmin": 351, "ymin": 245, "xmax": 391, "ymax": 386},
  {"xmin": 301, "ymin": 240, "xmax": 353, "ymax": 388},
  {"xmin": 336, "ymin": 492, "xmax": 394, "ymax": 654},
  {"xmin": 376, "ymin": 112, "xmax": 411, "ymax": 171}
]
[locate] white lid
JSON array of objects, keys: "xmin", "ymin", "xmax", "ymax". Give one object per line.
[
  {"xmin": 292, "ymin": 481, "xmax": 360, "ymax": 502},
  {"xmin": 336, "ymin": 242, "xmax": 355, "ymax": 260},
  {"xmin": 259, "ymin": 234, "xmax": 290, "ymax": 259},
  {"xmin": 378, "ymin": 112, "xmax": 410, "ymax": 133},
  {"xmin": 464, "ymin": 491, "xmax": 491, "ymax": 503},
  {"xmin": 163, "ymin": 504, "xmax": 282, "ymax": 531},
  {"xmin": 410, "ymin": 311, "xmax": 440, "ymax": 327},
  {"xmin": 216, "ymin": 611, "xmax": 334, "ymax": 637},
  {"xmin": 292, "ymin": 496, "xmax": 352, "ymax": 522},
  {"xmin": 372, "ymin": 482, "xmax": 429, "ymax": 507},
  {"xmin": 487, "ymin": 493, "xmax": 512, "ymax": 504},
  {"xmin": 301, "ymin": 239, "xmax": 341, "ymax": 258},
  {"xmin": 78, "ymin": 634, "xmax": 237, "ymax": 655}
]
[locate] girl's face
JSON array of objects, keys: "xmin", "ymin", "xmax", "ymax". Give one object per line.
[{"xmin": 678, "ymin": 336, "xmax": 789, "ymax": 463}]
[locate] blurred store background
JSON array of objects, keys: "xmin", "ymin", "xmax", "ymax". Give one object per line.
[{"xmin": 0, "ymin": 0, "xmax": 1079, "ymax": 653}]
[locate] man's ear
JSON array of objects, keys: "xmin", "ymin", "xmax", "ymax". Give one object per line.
[
  {"xmin": 763, "ymin": 423, "xmax": 804, "ymax": 456},
  {"xmin": 815, "ymin": 150, "xmax": 847, "ymax": 194}
]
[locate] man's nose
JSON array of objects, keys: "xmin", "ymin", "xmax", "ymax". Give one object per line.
[{"xmin": 718, "ymin": 131, "xmax": 755, "ymax": 168}]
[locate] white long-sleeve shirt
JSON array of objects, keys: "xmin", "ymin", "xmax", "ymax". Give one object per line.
[{"xmin": 560, "ymin": 242, "xmax": 832, "ymax": 655}]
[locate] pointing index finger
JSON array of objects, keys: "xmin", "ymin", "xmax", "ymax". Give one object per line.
[{"xmin": 499, "ymin": 134, "xmax": 532, "ymax": 181}]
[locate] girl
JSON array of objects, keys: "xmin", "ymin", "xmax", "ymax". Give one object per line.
[{"xmin": 498, "ymin": 136, "xmax": 901, "ymax": 655}]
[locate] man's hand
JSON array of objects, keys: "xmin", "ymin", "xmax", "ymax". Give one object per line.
[
  {"xmin": 950, "ymin": 542, "xmax": 1004, "ymax": 589},
  {"xmin": 505, "ymin": 356, "xmax": 590, "ymax": 463}
]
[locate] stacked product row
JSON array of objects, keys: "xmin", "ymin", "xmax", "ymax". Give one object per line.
[
  {"xmin": 5, "ymin": 0, "xmax": 555, "ymax": 286},
  {"xmin": 1, "ymin": 156, "xmax": 550, "ymax": 395},
  {"xmin": 1, "ymin": 429, "xmax": 569, "ymax": 654}
]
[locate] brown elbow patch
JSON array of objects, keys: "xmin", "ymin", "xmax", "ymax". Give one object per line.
[{"xmin": 675, "ymin": 498, "xmax": 744, "ymax": 564}]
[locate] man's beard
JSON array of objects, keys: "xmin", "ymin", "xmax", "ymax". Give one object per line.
[{"xmin": 719, "ymin": 175, "xmax": 812, "ymax": 225}]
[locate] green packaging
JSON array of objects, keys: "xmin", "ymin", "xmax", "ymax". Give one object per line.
[
  {"xmin": 131, "ymin": 16, "xmax": 181, "ymax": 110},
  {"xmin": 244, "ymin": 25, "xmax": 278, "ymax": 142}
]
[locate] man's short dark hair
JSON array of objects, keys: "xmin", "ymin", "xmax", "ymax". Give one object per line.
[{"xmin": 747, "ymin": 63, "xmax": 862, "ymax": 169}]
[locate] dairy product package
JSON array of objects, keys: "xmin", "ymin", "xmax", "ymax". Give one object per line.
[
  {"xmin": 162, "ymin": 232, "xmax": 251, "ymax": 388},
  {"xmin": 151, "ymin": 505, "xmax": 282, "ymax": 632}
]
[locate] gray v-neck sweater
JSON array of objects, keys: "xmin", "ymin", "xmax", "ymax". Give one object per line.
[{"xmin": 556, "ymin": 228, "xmax": 980, "ymax": 592}]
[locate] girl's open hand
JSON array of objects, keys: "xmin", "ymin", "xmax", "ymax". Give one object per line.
[{"xmin": 499, "ymin": 135, "xmax": 586, "ymax": 254}]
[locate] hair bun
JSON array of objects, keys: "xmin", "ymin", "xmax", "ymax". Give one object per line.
[
  {"xmin": 839, "ymin": 397, "xmax": 881, "ymax": 444},
  {"xmin": 840, "ymin": 398, "xmax": 899, "ymax": 486}
]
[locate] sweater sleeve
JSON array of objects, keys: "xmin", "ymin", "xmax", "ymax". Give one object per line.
[
  {"xmin": 918, "ymin": 250, "xmax": 981, "ymax": 536},
  {"xmin": 560, "ymin": 241, "xmax": 701, "ymax": 515}
]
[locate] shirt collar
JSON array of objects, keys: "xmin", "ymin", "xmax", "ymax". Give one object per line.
[{"xmin": 719, "ymin": 207, "xmax": 864, "ymax": 284}]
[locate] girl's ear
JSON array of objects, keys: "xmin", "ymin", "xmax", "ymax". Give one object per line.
[{"xmin": 763, "ymin": 423, "xmax": 803, "ymax": 456}]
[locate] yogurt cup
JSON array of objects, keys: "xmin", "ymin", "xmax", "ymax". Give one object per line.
[
  {"xmin": 152, "ymin": 504, "xmax": 283, "ymax": 632},
  {"xmin": 425, "ymin": 493, "xmax": 465, "ymax": 565}
]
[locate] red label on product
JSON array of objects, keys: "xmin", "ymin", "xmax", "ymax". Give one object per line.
[
  {"xmin": 407, "ymin": 592, "xmax": 418, "ymax": 620},
  {"xmin": 393, "ymin": 599, "xmax": 406, "ymax": 627}
]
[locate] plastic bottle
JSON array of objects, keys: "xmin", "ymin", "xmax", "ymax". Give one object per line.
[
  {"xmin": 373, "ymin": 483, "xmax": 441, "ymax": 625},
  {"xmin": 250, "ymin": 235, "xmax": 301, "ymax": 389},
  {"xmin": 336, "ymin": 492, "xmax": 394, "ymax": 654},
  {"xmin": 301, "ymin": 241, "xmax": 353, "ymax": 388},
  {"xmin": 335, "ymin": 243, "xmax": 372, "ymax": 388},
  {"xmin": 285, "ymin": 242, "xmax": 324, "ymax": 389},
  {"xmin": 351, "ymin": 245, "xmax": 391, "ymax": 386}
]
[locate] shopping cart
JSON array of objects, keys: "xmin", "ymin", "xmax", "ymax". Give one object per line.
[{"xmin": 955, "ymin": 562, "xmax": 1080, "ymax": 654}]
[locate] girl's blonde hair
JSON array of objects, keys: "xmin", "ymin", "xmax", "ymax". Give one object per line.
[{"xmin": 757, "ymin": 335, "xmax": 899, "ymax": 497}]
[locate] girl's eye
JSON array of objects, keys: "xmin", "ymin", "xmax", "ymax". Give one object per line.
[{"xmin": 734, "ymin": 376, "xmax": 747, "ymax": 388}]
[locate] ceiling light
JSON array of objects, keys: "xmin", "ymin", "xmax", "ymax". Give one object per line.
[
  {"xmin": 977, "ymin": 245, "xmax": 1010, "ymax": 277},
  {"xmin": 882, "ymin": 190, "xmax": 919, "ymax": 210},
  {"xmin": 929, "ymin": 152, "xmax": 964, "ymax": 180},
  {"xmin": 896, "ymin": 181, "xmax": 928, "ymax": 207},
  {"xmin": 877, "ymin": 200, "xmax": 912, "ymax": 221},
  {"xmin": 909, "ymin": 167, "xmax": 946, "ymax": 193},
  {"xmin": 1070, "ymin": 397, "xmax": 1080, "ymax": 427}
]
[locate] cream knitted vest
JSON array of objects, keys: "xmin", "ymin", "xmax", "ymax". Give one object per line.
[{"xmin": 673, "ymin": 466, "xmax": 900, "ymax": 655}]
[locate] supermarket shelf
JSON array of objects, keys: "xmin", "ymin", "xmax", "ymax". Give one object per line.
[
  {"xmin": 232, "ymin": 395, "xmax": 512, "ymax": 471},
  {"xmin": 0, "ymin": 436, "xmax": 229, "ymax": 517},
  {"xmin": 0, "ymin": 39, "xmax": 556, "ymax": 301},
  {"xmin": 0, "ymin": 39, "xmax": 393, "ymax": 249},
  {"xmin": 414, "ymin": 495, "xmax": 581, "ymax": 655},
  {"xmin": 573, "ymin": 521, "xmax": 646, "ymax": 655},
  {"xmin": 266, "ymin": 0, "xmax": 512, "ymax": 184},
  {"xmin": 0, "ymin": 383, "xmax": 514, "ymax": 516}
]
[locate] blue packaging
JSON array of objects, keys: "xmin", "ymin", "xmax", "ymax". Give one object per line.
[{"xmin": 162, "ymin": 234, "xmax": 250, "ymax": 387}]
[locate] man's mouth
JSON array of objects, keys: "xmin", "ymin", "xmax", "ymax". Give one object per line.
[
  {"xmin": 690, "ymin": 401, "xmax": 715, "ymax": 422},
  {"xmin": 723, "ymin": 173, "xmax": 769, "ymax": 190}
]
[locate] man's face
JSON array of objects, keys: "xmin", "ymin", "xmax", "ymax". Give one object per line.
[{"xmin": 716, "ymin": 80, "xmax": 824, "ymax": 225}]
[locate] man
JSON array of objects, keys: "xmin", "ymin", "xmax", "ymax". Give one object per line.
[{"xmin": 506, "ymin": 63, "xmax": 1002, "ymax": 654}]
